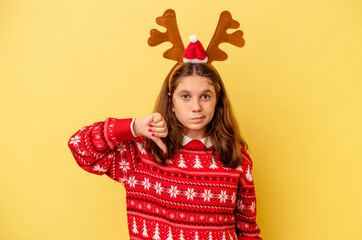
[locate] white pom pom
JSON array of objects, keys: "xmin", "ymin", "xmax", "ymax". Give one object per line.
[{"xmin": 189, "ymin": 35, "xmax": 198, "ymax": 43}]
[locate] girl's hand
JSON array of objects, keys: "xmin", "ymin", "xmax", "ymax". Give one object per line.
[{"xmin": 134, "ymin": 113, "xmax": 168, "ymax": 153}]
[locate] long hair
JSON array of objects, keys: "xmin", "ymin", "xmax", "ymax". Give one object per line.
[{"xmin": 148, "ymin": 63, "xmax": 248, "ymax": 168}]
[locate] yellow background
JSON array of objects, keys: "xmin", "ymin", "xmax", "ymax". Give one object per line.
[{"xmin": 1, "ymin": 0, "xmax": 361, "ymax": 239}]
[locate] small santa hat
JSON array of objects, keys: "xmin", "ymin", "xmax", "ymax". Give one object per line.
[{"xmin": 183, "ymin": 35, "xmax": 208, "ymax": 64}]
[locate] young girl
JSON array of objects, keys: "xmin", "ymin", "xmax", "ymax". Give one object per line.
[{"xmin": 68, "ymin": 10, "xmax": 262, "ymax": 240}]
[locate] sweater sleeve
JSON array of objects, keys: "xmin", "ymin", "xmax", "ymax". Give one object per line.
[
  {"xmin": 68, "ymin": 118, "xmax": 135, "ymax": 178},
  {"xmin": 235, "ymin": 148, "xmax": 262, "ymax": 240}
]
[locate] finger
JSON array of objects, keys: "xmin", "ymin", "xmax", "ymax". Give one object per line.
[
  {"xmin": 152, "ymin": 137, "xmax": 167, "ymax": 153},
  {"xmin": 149, "ymin": 126, "xmax": 167, "ymax": 133},
  {"xmin": 149, "ymin": 131, "xmax": 168, "ymax": 138},
  {"xmin": 149, "ymin": 120, "xmax": 166, "ymax": 128},
  {"xmin": 151, "ymin": 113, "xmax": 163, "ymax": 123}
]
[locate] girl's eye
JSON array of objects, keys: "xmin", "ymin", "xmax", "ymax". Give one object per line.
[
  {"xmin": 181, "ymin": 94, "xmax": 189, "ymax": 100},
  {"xmin": 201, "ymin": 95, "xmax": 210, "ymax": 100}
]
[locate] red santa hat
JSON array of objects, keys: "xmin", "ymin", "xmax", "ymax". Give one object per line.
[{"xmin": 183, "ymin": 35, "xmax": 208, "ymax": 64}]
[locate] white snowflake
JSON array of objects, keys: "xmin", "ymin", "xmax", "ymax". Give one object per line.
[
  {"xmin": 201, "ymin": 189, "xmax": 212, "ymax": 202},
  {"xmin": 237, "ymin": 199, "xmax": 245, "ymax": 211},
  {"xmin": 119, "ymin": 176, "xmax": 127, "ymax": 185},
  {"xmin": 147, "ymin": 204, "xmax": 152, "ymax": 209},
  {"xmin": 107, "ymin": 152, "xmax": 115, "ymax": 159},
  {"xmin": 128, "ymin": 176, "xmax": 137, "ymax": 188},
  {"xmin": 117, "ymin": 143, "xmax": 127, "ymax": 154},
  {"xmin": 70, "ymin": 135, "xmax": 81, "ymax": 146},
  {"xmin": 142, "ymin": 178, "xmax": 151, "ymax": 190},
  {"xmin": 168, "ymin": 185, "xmax": 180, "ymax": 198},
  {"xmin": 93, "ymin": 165, "xmax": 107, "ymax": 173},
  {"xmin": 180, "ymin": 213, "xmax": 185, "ymax": 218},
  {"xmin": 136, "ymin": 142, "xmax": 147, "ymax": 154},
  {"xmin": 170, "ymin": 213, "xmax": 175, "ymax": 219},
  {"xmin": 190, "ymin": 216, "xmax": 195, "ymax": 221},
  {"xmin": 95, "ymin": 134, "xmax": 101, "ymax": 140},
  {"xmin": 199, "ymin": 215, "xmax": 205, "ymax": 220},
  {"xmin": 209, "ymin": 217, "xmax": 214, "ymax": 222},
  {"xmin": 250, "ymin": 201, "xmax": 256, "ymax": 212},
  {"xmin": 154, "ymin": 182, "xmax": 163, "ymax": 195},
  {"xmin": 77, "ymin": 150, "xmax": 86, "ymax": 156},
  {"xmin": 218, "ymin": 190, "xmax": 228, "ymax": 203},
  {"xmin": 185, "ymin": 188, "xmax": 197, "ymax": 200},
  {"xmin": 119, "ymin": 160, "xmax": 130, "ymax": 172},
  {"xmin": 245, "ymin": 167, "xmax": 253, "ymax": 182}
]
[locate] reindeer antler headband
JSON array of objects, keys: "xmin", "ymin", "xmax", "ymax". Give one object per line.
[{"xmin": 148, "ymin": 9, "xmax": 245, "ymax": 92}]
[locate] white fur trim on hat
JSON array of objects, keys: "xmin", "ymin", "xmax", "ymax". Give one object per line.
[{"xmin": 183, "ymin": 57, "xmax": 208, "ymax": 64}]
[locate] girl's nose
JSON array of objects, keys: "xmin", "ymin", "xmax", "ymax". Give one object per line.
[{"xmin": 191, "ymin": 99, "xmax": 202, "ymax": 112}]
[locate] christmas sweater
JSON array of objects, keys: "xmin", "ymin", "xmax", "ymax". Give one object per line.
[{"xmin": 68, "ymin": 118, "xmax": 262, "ymax": 240}]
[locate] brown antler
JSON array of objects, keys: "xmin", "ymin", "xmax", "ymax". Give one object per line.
[
  {"xmin": 206, "ymin": 11, "xmax": 245, "ymax": 64},
  {"xmin": 148, "ymin": 9, "xmax": 185, "ymax": 63}
]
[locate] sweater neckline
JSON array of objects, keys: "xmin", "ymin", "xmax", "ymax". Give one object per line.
[{"xmin": 182, "ymin": 135, "xmax": 213, "ymax": 148}]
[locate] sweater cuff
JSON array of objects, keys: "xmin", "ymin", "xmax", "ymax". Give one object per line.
[{"xmin": 104, "ymin": 118, "xmax": 135, "ymax": 149}]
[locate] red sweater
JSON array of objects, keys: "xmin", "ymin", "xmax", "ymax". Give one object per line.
[{"xmin": 68, "ymin": 118, "xmax": 262, "ymax": 240}]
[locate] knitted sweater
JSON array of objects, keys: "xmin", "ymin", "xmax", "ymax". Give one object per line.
[{"xmin": 68, "ymin": 118, "xmax": 262, "ymax": 240}]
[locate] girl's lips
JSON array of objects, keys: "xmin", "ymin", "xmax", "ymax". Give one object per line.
[{"xmin": 191, "ymin": 116, "xmax": 205, "ymax": 121}]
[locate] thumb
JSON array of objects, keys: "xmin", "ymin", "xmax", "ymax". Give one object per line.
[{"xmin": 152, "ymin": 137, "xmax": 167, "ymax": 154}]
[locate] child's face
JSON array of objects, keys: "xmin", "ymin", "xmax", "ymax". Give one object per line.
[{"xmin": 172, "ymin": 75, "xmax": 217, "ymax": 139}]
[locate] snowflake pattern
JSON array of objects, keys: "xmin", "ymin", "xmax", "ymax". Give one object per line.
[
  {"xmin": 70, "ymin": 135, "xmax": 81, "ymax": 145},
  {"xmin": 128, "ymin": 176, "xmax": 137, "ymax": 188},
  {"xmin": 185, "ymin": 188, "xmax": 197, "ymax": 200},
  {"xmin": 218, "ymin": 190, "xmax": 228, "ymax": 203},
  {"xmin": 142, "ymin": 178, "xmax": 151, "ymax": 190},
  {"xmin": 201, "ymin": 189, "xmax": 212, "ymax": 202},
  {"xmin": 117, "ymin": 143, "xmax": 127, "ymax": 154},
  {"xmin": 237, "ymin": 199, "xmax": 245, "ymax": 211},
  {"xmin": 71, "ymin": 119, "xmax": 261, "ymax": 240},
  {"xmin": 246, "ymin": 167, "xmax": 253, "ymax": 182},
  {"xmin": 119, "ymin": 160, "xmax": 130, "ymax": 172},
  {"xmin": 250, "ymin": 201, "xmax": 256, "ymax": 212},
  {"xmin": 154, "ymin": 182, "xmax": 163, "ymax": 195},
  {"xmin": 168, "ymin": 185, "xmax": 180, "ymax": 198},
  {"xmin": 93, "ymin": 165, "xmax": 107, "ymax": 173}
]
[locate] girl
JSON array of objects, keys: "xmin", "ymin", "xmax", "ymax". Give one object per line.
[{"xmin": 68, "ymin": 10, "xmax": 262, "ymax": 240}]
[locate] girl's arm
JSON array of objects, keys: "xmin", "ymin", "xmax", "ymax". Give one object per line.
[
  {"xmin": 235, "ymin": 148, "xmax": 262, "ymax": 240},
  {"xmin": 68, "ymin": 113, "xmax": 168, "ymax": 178},
  {"xmin": 68, "ymin": 118, "xmax": 136, "ymax": 176}
]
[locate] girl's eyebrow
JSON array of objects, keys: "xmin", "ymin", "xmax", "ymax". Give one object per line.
[{"xmin": 177, "ymin": 89, "xmax": 214, "ymax": 94}]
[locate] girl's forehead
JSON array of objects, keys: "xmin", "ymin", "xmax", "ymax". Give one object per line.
[{"xmin": 175, "ymin": 75, "xmax": 215, "ymax": 92}]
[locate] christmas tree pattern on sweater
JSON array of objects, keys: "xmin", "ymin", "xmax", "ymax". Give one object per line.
[{"xmin": 69, "ymin": 118, "xmax": 262, "ymax": 239}]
